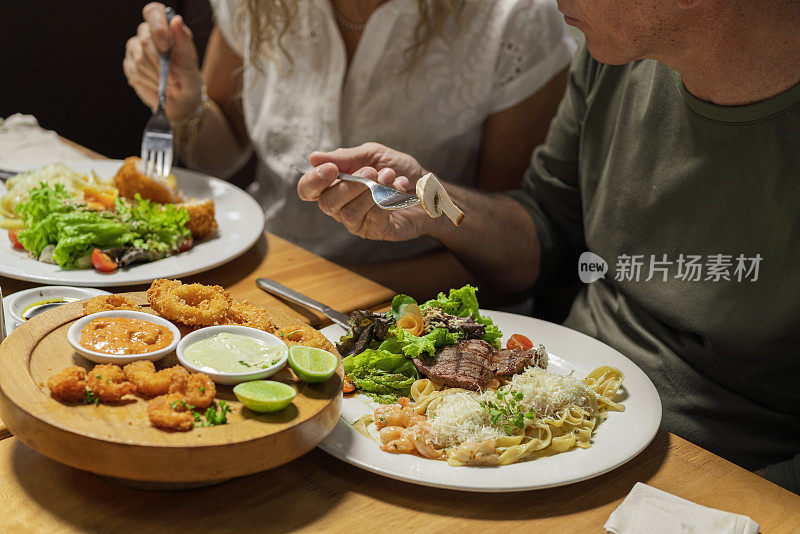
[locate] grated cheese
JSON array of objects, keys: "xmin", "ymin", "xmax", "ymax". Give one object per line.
[{"xmin": 426, "ymin": 367, "xmax": 597, "ymax": 449}]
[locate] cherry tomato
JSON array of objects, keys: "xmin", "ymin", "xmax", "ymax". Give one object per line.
[
  {"xmin": 91, "ymin": 248, "xmax": 118, "ymax": 272},
  {"xmin": 178, "ymin": 237, "xmax": 194, "ymax": 253},
  {"xmin": 507, "ymin": 334, "xmax": 533, "ymax": 351},
  {"xmin": 343, "ymin": 376, "xmax": 356, "ymax": 394},
  {"xmin": 8, "ymin": 229, "xmax": 25, "ymax": 250}
]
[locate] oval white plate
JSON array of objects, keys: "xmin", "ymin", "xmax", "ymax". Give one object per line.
[
  {"xmin": 318, "ymin": 310, "xmax": 662, "ymax": 492},
  {"xmin": 68, "ymin": 310, "xmax": 181, "ymax": 364},
  {"xmin": 177, "ymin": 325, "xmax": 289, "ymax": 386},
  {"xmin": 0, "ymin": 160, "xmax": 265, "ymax": 287}
]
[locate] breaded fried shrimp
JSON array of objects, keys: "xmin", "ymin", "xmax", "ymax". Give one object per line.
[
  {"xmin": 123, "ymin": 360, "xmax": 189, "ymax": 397},
  {"xmin": 83, "ymin": 294, "xmax": 140, "ymax": 315},
  {"xmin": 148, "ymin": 393, "xmax": 195, "ymax": 431},
  {"xmin": 169, "ymin": 373, "xmax": 216, "ymax": 409},
  {"xmin": 86, "ymin": 364, "xmax": 136, "ymax": 402},
  {"xmin": 47, "ymin": 366, "xmax": 88, "ymax": 403}
]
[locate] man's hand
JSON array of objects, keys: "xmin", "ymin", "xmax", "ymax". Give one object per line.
[{"xmin": 297, "ymin": 143, "xmax": 440, "ymax": 241}]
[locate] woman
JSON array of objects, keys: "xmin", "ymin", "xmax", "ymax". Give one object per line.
[{"xmin": 124, "ymin": 0, "xmax": 574, "ymax": 267}]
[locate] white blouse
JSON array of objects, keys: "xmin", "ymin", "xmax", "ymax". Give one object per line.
[{"xmin": 211, "ymin": 0, "xmax": 575, "ymax": 263}]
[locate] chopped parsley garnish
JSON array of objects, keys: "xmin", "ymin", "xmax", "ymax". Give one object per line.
[
  {"xmin": 238, "ymin": 360, "xmax": 251, "ymax": 367},
  {"xmin": 479, "ymin": 388, "xmax": 535, "ymax": 436},
  {"xmin": 170, "ymin": 399, "xmax": 195, "ymax": 411},
  {"xmin": 84, "ymin": 389, "xmax": 99, "ymax": 406},
  {"xmin": 166, "ymin": 398, "xmax": 232, "ymax": 427},
  {"xmin": 198, "ymin": 401, "xmax": 231, "ymax": 427}
]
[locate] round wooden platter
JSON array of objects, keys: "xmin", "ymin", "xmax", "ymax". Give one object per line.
[{"xmin": 0, "ymin": 292, "xmax": 342, "ymax": 488}]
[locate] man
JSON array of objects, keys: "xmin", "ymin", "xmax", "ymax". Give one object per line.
[{"xmin": 297, "ymin": 0, "xmax": 800, "ymax": 492}]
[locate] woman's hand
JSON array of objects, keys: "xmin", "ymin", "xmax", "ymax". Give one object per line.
[
  {"xmin": 297, "ymin": 143, "xmax": 436, "ymax": 242},
  {"xmin": 123, "ymin": 2, "xmax": 203, "ymax": 122}
]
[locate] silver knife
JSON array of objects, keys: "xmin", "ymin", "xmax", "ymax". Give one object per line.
[{"xmin": 256, "ymin": 278, "xmax": 351, "ymax": 329}]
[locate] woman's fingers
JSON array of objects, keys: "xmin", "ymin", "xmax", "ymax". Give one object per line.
[{"xmin": 142, "ymin": 2, "xmax": 171, "ymax": 53}]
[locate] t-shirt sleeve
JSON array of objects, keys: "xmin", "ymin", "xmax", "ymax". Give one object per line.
[
  {"xmin": 506, "ymin": 46, "xmax": 597, "ymax": 292},
  {"xmin": 766, "ymin": 454, "xmax": 800, "ymax": 494},
  {"xmin": 488, "ymin": 0, "xmax": 577, "ymax": 114},
  {"xmin": 209, "ymin": 0, "xmax": 247, "ymax": 58}
]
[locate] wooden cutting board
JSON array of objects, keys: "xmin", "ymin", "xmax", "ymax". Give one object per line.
[{"xmin": 0, "ymin": 292, "xmax": 342, "ymax": 488}]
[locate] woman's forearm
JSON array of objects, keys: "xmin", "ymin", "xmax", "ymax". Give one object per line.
[{"xmin": 175, "ymin": 98, "xmax": 251, "ymax": 179}]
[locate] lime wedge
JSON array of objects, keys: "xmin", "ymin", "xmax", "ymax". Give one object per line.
[
  {"xmin": 288, "ymin": 346, "xmax": 338, "ymax": 383},
  {"xmin": 233, "ymin": 380, "xmax": 296, "ymax": 412}
]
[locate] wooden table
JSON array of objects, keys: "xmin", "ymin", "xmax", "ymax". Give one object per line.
[{"xmin": 1, "ymin": 149, "xmax": 799, "ymax": 532}]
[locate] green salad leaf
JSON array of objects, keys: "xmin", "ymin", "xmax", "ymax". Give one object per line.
[
  {"xmin": 16, "ymin": 184, "xmax": 190, "ymax": 269},
  {"xmin": 342, "ymin": 348, "xmax": 419, "ymax": 404},
  {"xmin": 383, "ymin": 326, "xmax": 460, "ymax": 358},
  {"xmin": 422, "ymin": 285, "xmax": 503, "ymax": 347},
  {"xmin": 388, "ymin": 294, "xmax": 417, "ymax": 319}
]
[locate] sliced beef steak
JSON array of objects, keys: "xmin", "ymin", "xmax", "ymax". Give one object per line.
[
  {"xmin": 413, "ymin": 340, "xmax": 547, "ymax": 391},
  {"xmin": 490, "ymin": 347, "xmax": 544, "ymax": 376},
  {"xmin": 413, "ymin": 339, "xmax": 496, "ymax": 390}
]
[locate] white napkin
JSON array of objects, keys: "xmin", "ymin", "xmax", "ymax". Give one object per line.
[
  {"xmin": 0, "ymin": 114, "xmax": 91, "ymax": 171},
  {"xmin": 605, "ymin": 483, "xmax": 759, "ymax": 534}
]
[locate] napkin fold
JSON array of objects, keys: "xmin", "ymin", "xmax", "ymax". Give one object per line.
[
  {"xmin": 0, "ymin": 114, "xmax": 91, "ymax": 171},
  {"xmin": 605, "ymin": 482, "xmax": 759, "ymax": 534}
]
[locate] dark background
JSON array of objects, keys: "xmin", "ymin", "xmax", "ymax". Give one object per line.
[{"xmin": 0, "ymin": 1, "xmax": 213, "ymax": 159}]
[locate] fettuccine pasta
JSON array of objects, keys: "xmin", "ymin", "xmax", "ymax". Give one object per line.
[{"xmin": 364, "ymin": 365, "xmax": 625, "ymax": 466}]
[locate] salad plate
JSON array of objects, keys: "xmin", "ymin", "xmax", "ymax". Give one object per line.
[
  {"xmin": 318, "ymin": 310, "xmax": 662, "ymax": 492},
  {"xmin": 0, "ymin": 160, "xmax": 265, "ymax": 287}
]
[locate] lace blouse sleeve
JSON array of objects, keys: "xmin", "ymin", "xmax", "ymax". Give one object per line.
[
  {"xmin": 209, "ymin": 0, "xmax": 247, "ymax": 58},
  {"xmin": 489, "ymin": 0, "xmax": 577, "ymax": 114}
]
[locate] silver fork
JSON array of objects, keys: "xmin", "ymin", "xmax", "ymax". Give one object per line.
[
  {"xmin": 140, "ymin": 7, "xmax": 176, "ymax": 178},
  {"xmin": 293, "ymin": 166, "xmax": 420, "ymax": 210},
  {"xmin": 337, "ymin": 172, "xmax": 420, "ymax": 210}
]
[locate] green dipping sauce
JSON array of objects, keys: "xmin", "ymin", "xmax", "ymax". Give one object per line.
[{"xmin": 184, "ymin": 332, "xmax": 287, "ymax": 374}]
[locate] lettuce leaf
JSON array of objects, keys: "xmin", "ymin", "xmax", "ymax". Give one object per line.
[
  {"xmin": 343, "ymin": 349, "xmax": 419, "ymax": 403},
  {"xmin": 16, "ymin": 184, "xmax": 190, "ymax": 269},
  {"xmin": 388, "ymin": 294, "xmax": 417, "ymax": 319},
  {"xmin": 384, "ymin": 326, "xmax": 460, "ymax": 358},
  {"xmin": 422, "ymin": 285, "xmax": 503, "ymax": 347}
]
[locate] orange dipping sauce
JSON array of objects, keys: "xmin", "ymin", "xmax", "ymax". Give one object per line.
[{"xmin": 79, "ymin": 317, "xmax": 173, "ymax": 355}]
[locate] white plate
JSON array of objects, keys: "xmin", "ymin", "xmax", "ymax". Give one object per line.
[
  {"xmin": 0, "ymin": 160, "xmax": 265, "ymax": 287},
  {"xmin": 318, "ymin": 310, "xmax": 662, "ymax": 492}
]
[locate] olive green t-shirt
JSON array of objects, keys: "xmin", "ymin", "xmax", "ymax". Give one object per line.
[{"xmin": 510, "ymin": 47, "xmax": 800, "ymax": 487}]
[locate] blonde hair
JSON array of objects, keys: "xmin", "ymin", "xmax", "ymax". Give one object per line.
[{"xmin": 241, "ymin": 0, "xmax": 464, "ymax": 72}]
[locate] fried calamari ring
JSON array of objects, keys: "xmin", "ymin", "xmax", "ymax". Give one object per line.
[
  {"xmin": 277, "ymin": 323, "xmax": 331, "ymax": 351},
  {"xmin": 123, "ymin": 360, "xmax": 189, "ymax": 398},
  {"xmin": 47, "ymin": 366, "xmax": 88, "ymax": 403},
  {"xmin": 169, "ymin": 372, "xmax": 216, "ymax": 409},
  {"xmin": 148, "ymin": 393, "xmax": 195, "ymax": 431},
  {"xmin": 86, "ymin": 364, "xmax": 136, "ymax": 403},
  {"xmin": 216, "ymin": 299, "xmax": 279, "ymax": 332},
  {"xmin": 147, "ymin": 279, "xmax": 231, "ymax": 325},
  {"xmin": 83, "ymin": 294, "xmax": 140, "ymax": 315}
]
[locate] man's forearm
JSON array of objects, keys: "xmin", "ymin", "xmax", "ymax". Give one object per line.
[{"xmin": 426, "ymin": 184, "xmax": 541, "ymax": 292}]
